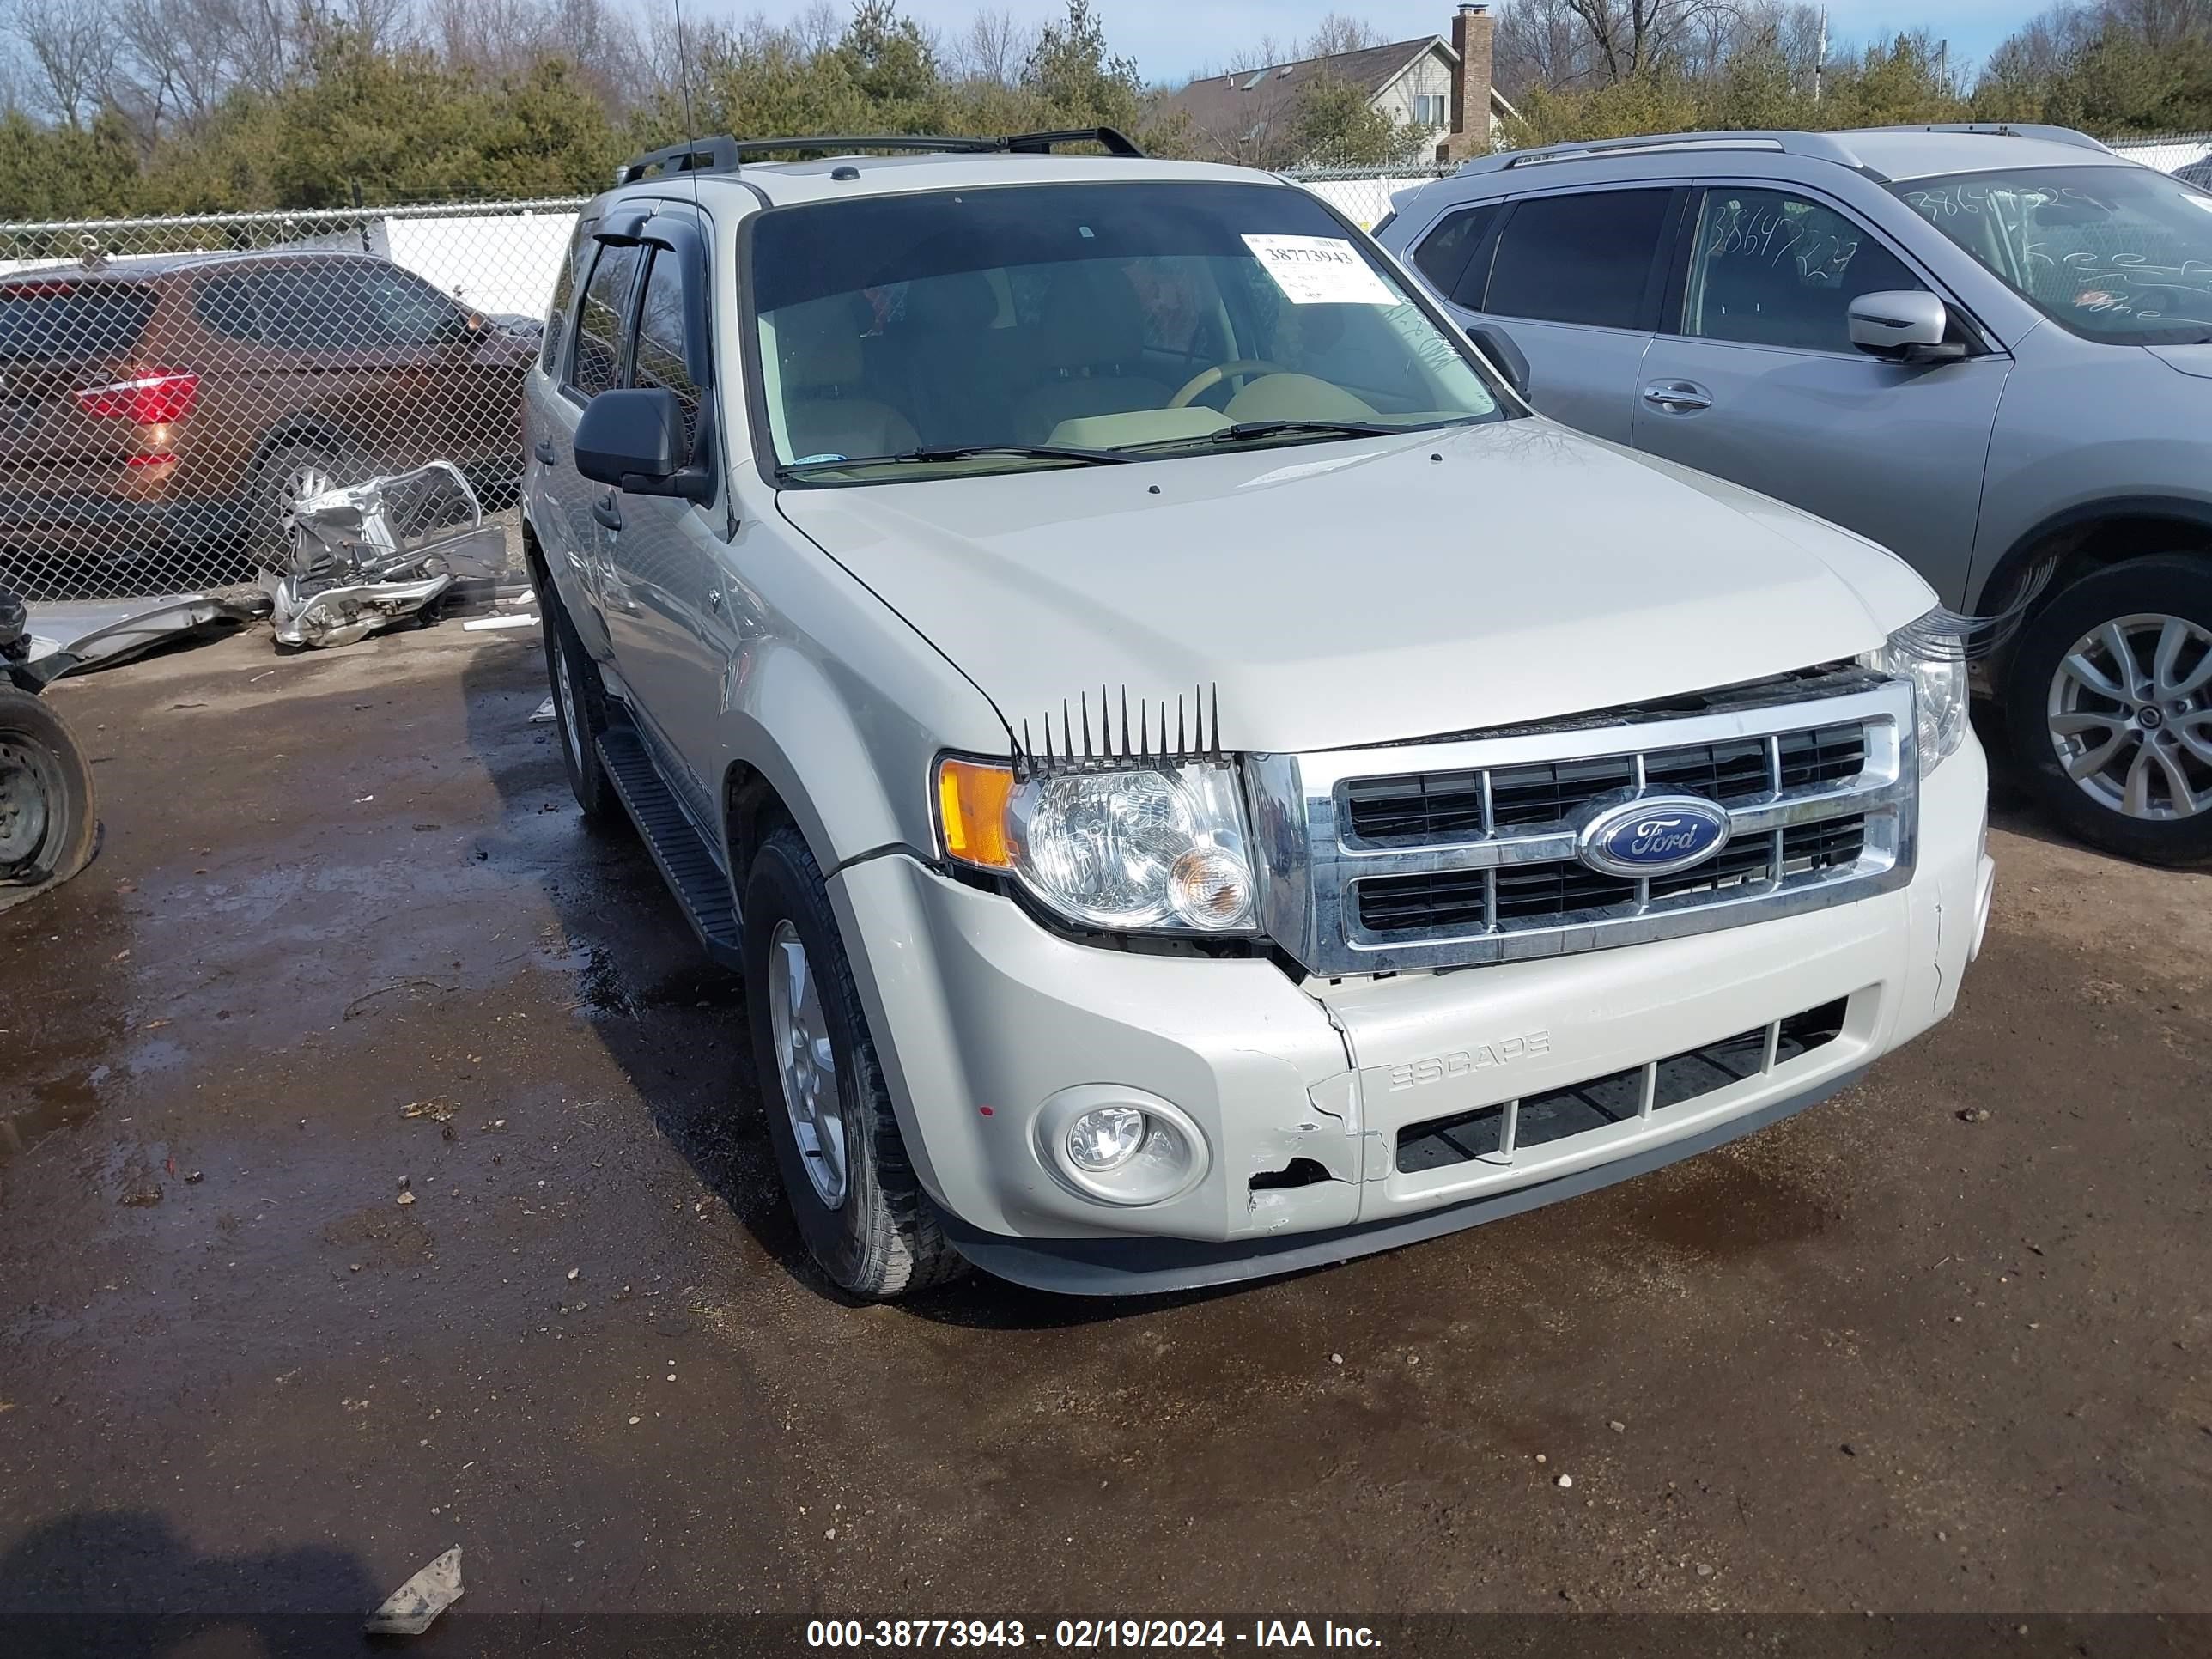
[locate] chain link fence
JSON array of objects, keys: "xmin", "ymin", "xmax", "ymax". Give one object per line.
[
  {"xmin": 1283, "ymin": 165, "xmax": 1454, "ymax": 230},
  {"xmin": 0, "ymin": 198, "xmax": 584, "ymax": 602},
  {"xmin": 3, "ymin": 133, "xmax": 2204, "ymax": 605}
]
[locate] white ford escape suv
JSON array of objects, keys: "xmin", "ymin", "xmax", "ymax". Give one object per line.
[{"xmin": 519, "ymin": 130, "xmax": 1994, "ymax": 1298}]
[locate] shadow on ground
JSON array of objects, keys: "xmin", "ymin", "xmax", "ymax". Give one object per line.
[
  {"xmin": 451, "ymin": 634, "xmax": 1243, "ymax": 1330},
  {"xmin": 0, "ymin": 1510, "xmax": 380, "ymax": 1656}
]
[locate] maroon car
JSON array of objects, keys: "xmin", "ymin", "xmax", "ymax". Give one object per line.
[{"xmin": 0, "ymin": 249, "xmax": 537, "ymax": 599}]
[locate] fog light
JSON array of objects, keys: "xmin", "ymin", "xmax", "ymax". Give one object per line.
[
  {"xmin": 1067, "ymin": 1105, "xmax": 1146, "ymax": 1172},
  {"xmin": 1036, "ymin": 1086, "xmax": 1211, "ymax": 1207}
]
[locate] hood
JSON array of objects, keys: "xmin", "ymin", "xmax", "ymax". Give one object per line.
[
  {"xmin": 777, "ymin": 420, "xmax": 1938, "ymax": 756},
  {"xmin": 2147, "ymin": 343, "xmax": 2212, "ymax": 380}
]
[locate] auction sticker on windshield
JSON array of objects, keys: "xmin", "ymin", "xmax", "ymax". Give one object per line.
[{"xmin": 1240, "ymin": 235, "xmax": 1399, "ymax": 305}]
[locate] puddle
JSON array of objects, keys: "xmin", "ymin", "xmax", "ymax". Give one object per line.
[{"xmin": 0, "ymin": 1073, "xmax": 106, "ymax": 1164}]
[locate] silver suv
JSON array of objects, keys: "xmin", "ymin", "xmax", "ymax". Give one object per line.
[
  {"xmin": 1378, "ymin": 123, "xmax": 2212, "ymax": 866},
  {"xmin": 521, "ymin": 131, "xmax": 1990, "ymax": 1299}
]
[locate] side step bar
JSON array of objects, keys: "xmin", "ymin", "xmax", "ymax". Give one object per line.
[{"xmin": 595, "ymin": 725, "xmax": 744, "ymax": 971}]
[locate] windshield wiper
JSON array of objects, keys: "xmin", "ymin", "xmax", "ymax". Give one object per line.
[
  {"xmin": 1119, "ymin": 416, "xmax": 1482, "ymax": 453},
  {"xmin": 783, "ymin": 442, "xmax": 1132, "ymax": 475}
]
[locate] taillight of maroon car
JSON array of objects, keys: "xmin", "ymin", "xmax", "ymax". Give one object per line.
[
  {"xmin": 72, "ymin": 370, "xmax": 198, "ymax": 475},
  {"xmin": 74, "ymin": 371, "xmax": 200, "ymax": 426}
]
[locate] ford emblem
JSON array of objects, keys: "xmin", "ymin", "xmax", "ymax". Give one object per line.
[{"xmin": 1576, "ymin": 794, "xmax": 1731, "ymax": 878}]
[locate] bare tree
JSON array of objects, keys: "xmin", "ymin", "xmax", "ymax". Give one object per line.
[
  {"xmin": 946, "ymin": 6, "xmax": 1031, "ymax": 87},
  {"xmin": 790, "ymin": 0, "xmax": 840, "ymax": 55},
  {"xmin": 5, "ymin": 0, "xmax": 120, "ymax": 125},
  {"xmin": 1495, "ymin": 0, "xmax": 1590, "ymax": 90},
  {"xmin": 1556, "ymin": 0, "xmax": 1724, "ymax": 81},
  {"xmin": 1306, "ymin": 13, "xmax": 1382, "ymax": 57}
]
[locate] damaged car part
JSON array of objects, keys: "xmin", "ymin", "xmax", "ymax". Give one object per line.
[{"xmin": 265, "ymin": 461, "xmax": 505, "ymax": 648}]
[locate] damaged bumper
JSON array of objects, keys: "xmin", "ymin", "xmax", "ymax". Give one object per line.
[{"xmin": 831, "ymin": 742, "xmax": 1990, "ymax": 1294}]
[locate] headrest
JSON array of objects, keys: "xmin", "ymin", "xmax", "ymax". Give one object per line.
[
  {"xmin": 775, "ymin": 295, "xmax": 864, "ymax": 391},
  {"xmin": 1036, "ymin": 263, "xmax": 1146, "ymax": 371},
  {"xmin": 906, "ymin": 270, "xmax": 998, "ymax": 333}
]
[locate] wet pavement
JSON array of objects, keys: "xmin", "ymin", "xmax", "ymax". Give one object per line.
[{"xmin": 2, "ymin": 623, "xmax": 2209, "ymax": 1631}]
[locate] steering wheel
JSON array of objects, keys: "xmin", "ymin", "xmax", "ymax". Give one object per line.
[{"xmin": 1168, "ymin": 358, "xmax": 1287, "ymax": 409}]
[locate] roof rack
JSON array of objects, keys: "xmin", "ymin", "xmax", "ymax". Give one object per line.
[
  {"xmin": 1457, "ymin": 121, "xmax": 2116, "ymax": 183},
  {"xmin": 615, "ymin": 127, "xmax": 1144, "ymax": 184},
  {"xmin": 1464, "ymin": 130, "xmax": 1868, "ymax": 176},
  {"xmin": 1857, "ymin": 121, "xmax": 2113, "ymax": 155},
  {"xmin": 617, "ymin": 137, "xmax": 744, "ymax": 185}
]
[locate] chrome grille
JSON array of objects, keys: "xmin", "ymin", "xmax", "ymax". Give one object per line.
[{"xmin": 1248, "ymin": 671, "xmax": 1917, "ymax": 976}]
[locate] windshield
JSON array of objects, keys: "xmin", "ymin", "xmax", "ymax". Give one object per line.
[
  {"xmin": 1893, "ymin": 165, "xmax": 2212, "ymax": 345},
  {"xmin": 747, "ymin": 179, "xmax": 1508, "ymax": 483}
]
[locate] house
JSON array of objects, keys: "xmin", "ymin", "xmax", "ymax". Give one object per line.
[{"xmin": 1160, "ymin": 5, "xmax": 1516, "ymax": 167}]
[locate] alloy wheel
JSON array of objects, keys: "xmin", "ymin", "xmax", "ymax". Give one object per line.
[
  {"xmin": 2046, "ymin": 612, "xmax": 2212, "ymax": 821},
  {"xmin": 551, "ymin": 627, "xmax": 586, "ymax": 775},
  {"xmin": 767, "ymin": 920, "xmax": 848, "ymax": 1209}
]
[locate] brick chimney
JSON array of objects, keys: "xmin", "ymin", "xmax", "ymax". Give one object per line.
[{"xmin": 1445, "ymin": 3, "xmax": 1496, "ymax": 162}]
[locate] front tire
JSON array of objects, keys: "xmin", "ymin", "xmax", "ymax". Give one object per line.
[
  {"xmin": 744, "ymin": 825, "xmax": 966, "ymax": 1299},
  {"xmin": 2002, "ymin": 554, "xmax": 2212, "ymax": 867},
  {"xmin": 539, "ymin": 582, "xmax": 617, "ymax": 826},
  {"xmin": 0, "ymin": 686, "xmax": 98, "ymax": 913}
]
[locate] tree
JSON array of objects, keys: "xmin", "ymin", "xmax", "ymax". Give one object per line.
[
  {"xmin": 1974, "ymin": 1, "xmax": 2212, "ymax": 132},
  {"xmin": 4, "ymin": 0, "xmax": 118, "ymax": 127},
  {"xmin": 1023, "ymin": 0, "xmax": 1143, "ymax": 132},
  {"xmin": 1559, "ymin": 0, "xmax": 1724, "ymax": 82},
  {"xmin": 1280, "ymin": 69, "xmax": 1425, "ymax": 167}
]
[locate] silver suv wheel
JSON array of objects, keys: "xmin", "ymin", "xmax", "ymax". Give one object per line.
[
  {"xmin": 550, "ymin": 621, "xmax": 586, "ymax": 775},
  {"xmin": 768, "ymin": 919, "xmax": 848, "ymax": 1209},
  {"xmin": 2047, "ymin": 612, "xmax": 2212, "ymax": 820}
]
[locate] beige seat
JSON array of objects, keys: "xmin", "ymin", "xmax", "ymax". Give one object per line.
[
  {"xmin": 774, "ymin": 296, "xmax": 917, "ymax": 460},
  {"xmin": 898, "ymin": 272, "xmax": 1015, "ymax": 448},
  {"xmin": 1014, "ymin": 265, "xmax": 1175, "ymax": 443}
]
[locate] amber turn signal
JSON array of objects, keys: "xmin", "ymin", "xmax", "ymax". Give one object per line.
[{"xmin": 936, "ymin": 757, "xmax": 1018, "ymax": 870}]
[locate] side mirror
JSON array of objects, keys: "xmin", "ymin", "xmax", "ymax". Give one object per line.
[
  {"xmin": 1467, "ymin": 322, "xmax": 1531, "ymax": 402},
  {"xmin": 574, "ymin": 386, "xmax": 710, "ymax": 501},
  {"xmin": 1849, "ymin": 290, "xmax": 1966, "ymax": 364}
]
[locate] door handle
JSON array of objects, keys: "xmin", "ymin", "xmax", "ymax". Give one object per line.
[
  {"xmin": 533, "ymin": 438, "xmax": 557, "ymax": 465},
  {"xmin": 591, "ymin": 492, "xmax": 622, "ymax": 532},
  {"xmin": 1642, "ymin": 380, "xmax": 1713, "ymax": 413}
]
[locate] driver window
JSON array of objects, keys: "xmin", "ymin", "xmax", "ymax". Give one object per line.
[{"xmin": 1681, "ymin": 187, "xmax": 1923, "ymax": 354}]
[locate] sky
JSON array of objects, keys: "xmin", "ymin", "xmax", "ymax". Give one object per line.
[{"xmin": 882, "ymin": 0, "xmax": 2044, "ymax": 88}]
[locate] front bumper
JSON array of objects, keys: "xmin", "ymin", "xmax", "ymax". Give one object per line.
[{"xmin": 829, "ymin": 737, "xmax": 1991, "ymax": 1293}]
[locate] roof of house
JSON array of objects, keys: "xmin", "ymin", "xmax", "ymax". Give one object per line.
[{"xmin": 1159, "ymin": 35, "xmax": 1507, "ymax": 157}]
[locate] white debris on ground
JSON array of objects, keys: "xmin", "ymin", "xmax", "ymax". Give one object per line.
[{"xmin": 364, "ymin": 1546, "xmax": 464, "ymax": 1636}]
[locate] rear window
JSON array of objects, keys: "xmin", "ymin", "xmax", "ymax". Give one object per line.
[{"xmin": 0, "ymin": 281, "xmax": 159, "ymax": 360}]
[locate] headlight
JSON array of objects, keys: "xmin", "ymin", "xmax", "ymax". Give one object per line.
[
  {"xmin": 1872, "ymin": 610, "xmax": 1968, "ymax": 774},
  {"xmin": 936, "ymin": 757, "xmax": 1258, "ymax": 933}
]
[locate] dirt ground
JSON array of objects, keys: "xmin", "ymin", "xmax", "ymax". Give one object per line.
[{"xmin": 2, "ymin": 620, "xmax": 2208, "ymax": 1638}]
